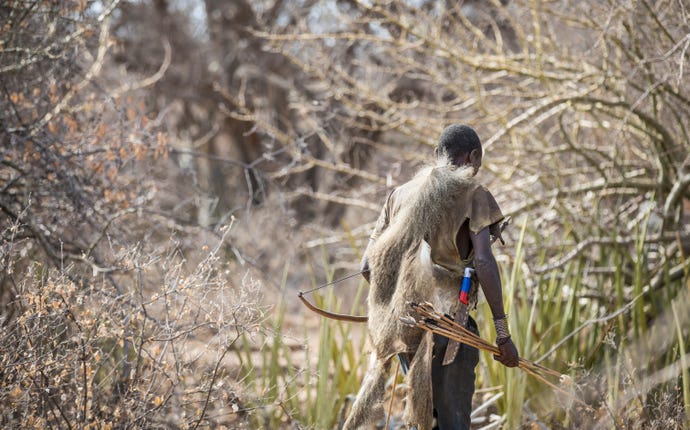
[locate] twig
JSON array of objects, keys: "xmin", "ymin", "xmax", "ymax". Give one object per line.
[
  {"xmin": 111, "ymin": 38, "xmax": 172, "ymax": 96},
  {"xmin": 192, "ymin": 333, "xmax": 241, "ymax": 430},
  {"xmin": 385, "ymin": 362, "xmax": 400, "ymax": 430}
]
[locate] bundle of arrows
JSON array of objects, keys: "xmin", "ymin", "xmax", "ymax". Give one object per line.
[{"xmin": 402, "ymin": 301, "xmax": 591, "ymax": 411}]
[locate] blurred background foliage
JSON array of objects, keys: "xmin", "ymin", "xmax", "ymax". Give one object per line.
[{"xmin": 1, "ymin": 0, "xmax": 689, "ymax": 428}]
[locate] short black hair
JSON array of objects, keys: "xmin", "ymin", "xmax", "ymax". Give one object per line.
[{"xmin": 437, "ymin": 124, "xmax": 482, "ymax": 160}]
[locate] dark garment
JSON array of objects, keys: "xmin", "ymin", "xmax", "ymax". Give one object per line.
[
  {"xmin": 398, "ymin": 317, "xmax": 480, "ymax": 430},
  {"xmin": 431, "ymin": 316, "xmax": 480, "ymax": 430}
]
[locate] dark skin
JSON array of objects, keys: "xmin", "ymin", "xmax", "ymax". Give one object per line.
[
  {"xmin": 455, "ymin": 148, "xmax": 519, "ymax": 367},
  {"xmin": 363, "ymin": 147, "xmax": 519, "ymax": 367}
]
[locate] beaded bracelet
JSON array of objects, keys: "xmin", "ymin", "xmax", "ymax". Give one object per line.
[{"xmin": 494, "ymin": 315, "xmax": 511, "ymax": 341}]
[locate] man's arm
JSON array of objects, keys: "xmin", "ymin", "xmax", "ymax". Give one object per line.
[{"xmin": 470, "ymin": 227, "xmax": 519, "ymax": 367}]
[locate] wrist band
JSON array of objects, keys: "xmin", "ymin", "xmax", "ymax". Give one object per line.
[{"xmin": 494, "ymin": 315, "xmax": 510, "ymax": 340}]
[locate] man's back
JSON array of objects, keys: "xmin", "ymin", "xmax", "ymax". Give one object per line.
[
  {"xmin": 343, "ymin": 125, "xmax": 518, "ymax": 430},
  {"xmin": 370, "ymin": 163, "xmax": 503, "ymax": 284}
]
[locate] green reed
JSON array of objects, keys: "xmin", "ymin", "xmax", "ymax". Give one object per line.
[
  {"xmin": 476, "ymin": 213, "xmax": 690, "ymax": 428},
  {"xmin": 235, "ymin": 214, "xmax": 689, "ymax": 428},
  {"xmin": 233, "ymin": 256, "xmax": 368, "ymax": 429}
]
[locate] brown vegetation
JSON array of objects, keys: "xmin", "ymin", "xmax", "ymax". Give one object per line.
[{"xmin": 1, "ymin": 0, "xmax": 689, "ymax": 428}]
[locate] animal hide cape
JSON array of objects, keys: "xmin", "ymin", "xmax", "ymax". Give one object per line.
[{"xmin": 361, "ymin": 161, "xmax": 504, "ymax": 429}]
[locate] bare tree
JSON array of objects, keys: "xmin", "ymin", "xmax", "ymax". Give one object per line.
[
  {"xmin": 218, "ymin": 0, "xmax": 690, "ymax": 425},
  {"xmin": 227, "ymin": 0, "xmax": 690, "ymax": 274},
  {"xmin": 1, "ymin": 2, "xmax": 261, "ymax": 427}
]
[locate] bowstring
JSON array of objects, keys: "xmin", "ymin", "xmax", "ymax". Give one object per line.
[{"xmin": 298, "ymin": 270, "xmax": 366, "ymax": 296}]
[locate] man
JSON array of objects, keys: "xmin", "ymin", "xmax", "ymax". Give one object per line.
[{"xmin": 344, "ymin": 124, "xmax": 519, "ymax": 430}]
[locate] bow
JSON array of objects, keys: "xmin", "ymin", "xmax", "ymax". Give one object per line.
[
  {"xmin": 297, "ymin": 291, "xmax": 368, "ymax": 323},
  {"xmin": 297, "ymin": 271, "xmax": 368, "ymax": 323}
]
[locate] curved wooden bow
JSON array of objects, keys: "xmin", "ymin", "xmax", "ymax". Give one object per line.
[{"xmin": 298, "ymin": 291, "xmax": 368, "ymax": 323}]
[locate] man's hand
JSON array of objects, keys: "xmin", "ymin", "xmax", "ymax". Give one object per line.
[{"xmin": 493, "ymin": 337, "xmax": 519, "ymax": 367}]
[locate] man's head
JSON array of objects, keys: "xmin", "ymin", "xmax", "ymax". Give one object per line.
[{"xmin": 436, "ymin": 124, "xmax": 483, "ymax": 175}]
